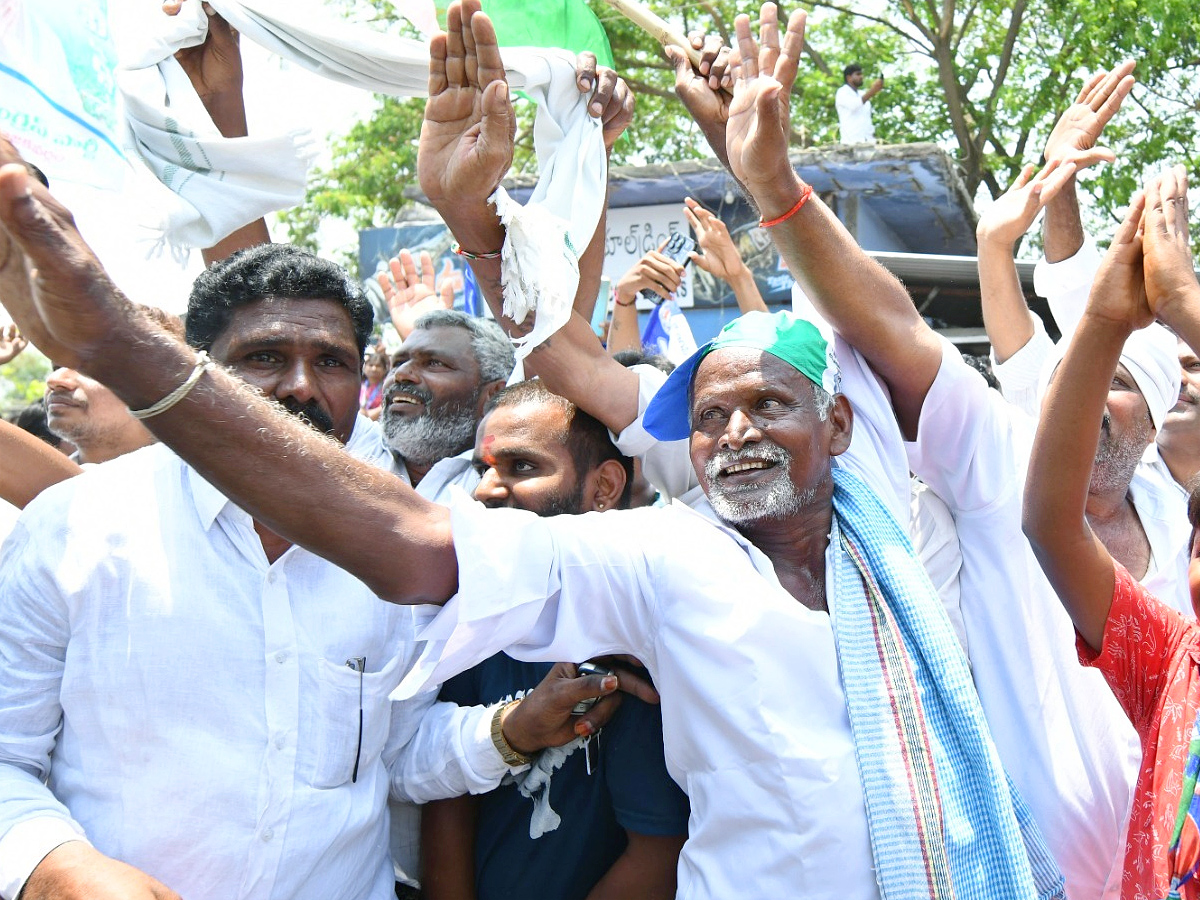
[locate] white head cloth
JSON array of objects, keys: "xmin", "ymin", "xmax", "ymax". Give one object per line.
[
  {"xmin": 1037, "ymin": 321, "xmax": 1180, "ymax": 433},
  {"xmin": 114, "ymin": 0, "xmax": 606, "ymax": 361}
]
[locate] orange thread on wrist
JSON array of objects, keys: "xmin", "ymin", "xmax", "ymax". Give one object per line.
[{"xmin": 758, "ymin": 184, "xmax": 814, "ymax": 228}]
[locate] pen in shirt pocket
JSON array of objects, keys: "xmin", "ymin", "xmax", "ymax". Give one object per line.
[{"xmin": 347, "ymin": 656, "xmax": 365, "ymax": 783}]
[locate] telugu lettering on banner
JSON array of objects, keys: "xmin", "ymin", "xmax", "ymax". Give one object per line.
[
  {"xmin": 0, "ymin": 0, "xmax": 125, "ymax": 188},
  {"xmin": 603, "ymin": 204, "xmax": 695, "ymax": 309}
]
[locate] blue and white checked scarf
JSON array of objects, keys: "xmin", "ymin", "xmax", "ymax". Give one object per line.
[{"xmin": 830, "ymin": 467, "xmax": 1065, "ymax": 900}]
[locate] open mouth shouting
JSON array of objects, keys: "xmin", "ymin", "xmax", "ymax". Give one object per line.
[{"xmin": 707, "ymin": 445, "xmax": 790, "ymax": 491}]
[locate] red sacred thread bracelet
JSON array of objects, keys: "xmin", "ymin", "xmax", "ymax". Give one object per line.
[{"xmin": 758, "ymin": 184, "xmax": 814, "ymax": 228}]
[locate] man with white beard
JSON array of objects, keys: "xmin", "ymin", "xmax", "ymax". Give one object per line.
[{"xmin": 380, "ymin": 309, "xmax": 514, "ymax": 502}]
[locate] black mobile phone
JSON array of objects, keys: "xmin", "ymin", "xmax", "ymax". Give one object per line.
[
  {"xmin": 640, "ymin": 232, "xmax": 697, "ymax": 304},
  {"xmin": 571, "ymin": 662, "xmax": 615, "ymax": 715}
]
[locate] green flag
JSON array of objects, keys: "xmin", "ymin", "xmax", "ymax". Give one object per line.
[{"xmin": 479, "ymin": 0, "xmax": 614, "ymax": 68}]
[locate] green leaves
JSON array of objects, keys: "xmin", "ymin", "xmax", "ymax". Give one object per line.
[{"xmin": 289, "ymin": 0, "xmax": 1200, "ymax": 263}]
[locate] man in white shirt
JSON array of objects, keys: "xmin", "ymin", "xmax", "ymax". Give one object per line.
[
  {"xmin": 835, "ymin": 64, "xmax": 883, "ymax": 144},
  {"xmin": 0, "ymin": 242, "xmax": 589, "ymax": 900},
  {"xmin": 0, "ymin": 6, "xmax": 1064, "ymax": 898}
]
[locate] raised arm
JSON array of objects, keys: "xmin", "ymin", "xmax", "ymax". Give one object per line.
[
  {"xmin": 606, "ymin": 246, "xmax": 685, "ymax": 357},
  {"xmin": 166, "ymin": 0, "xmax": 270, "ymax": 265},
  {"xmin": 0, "ymin": 5, "xmax": 528, "ymax": 604},
  {"xmin": 1023, "ymin": 190, "xmax": 1151, "ymax": 652},
  {"xmin": 417, "ymin": 20, "xmax": 644, "ymax": 433},
  {"xmin": 0, "ymin": 418, "xmax": 80, "ymax": 508},
  {"xmin": 1041, "ymin": 62, "xmax": 1135, "ymax": 264},
  {"xmin": 684, "ymin": 197, "xmax": 766, "ymax": 313},
  {"xmin": 718, "ymin": 5, "xmax": 941, "ymax": 436},
  {"xmin": 976, "ymin": 160, "xmax": 1075, "ymax": 362}
]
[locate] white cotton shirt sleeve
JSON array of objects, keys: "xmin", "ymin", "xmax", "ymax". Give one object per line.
[
  {"xmin": 1033, "ymin": 237, "xmax": 1102, "ymax": 343},
  {"xmin": 396, "ymin": 495, "xmax": 666, "ymax": 701},
  {"xmin": 611, "ymin": 364, "xmax": 698, "ymax": 501},
  {"xmin": 385, "ymin": 697, "xmax": 516, "ymax": 803},
  {"xmin": 0, "ymin": 518, "xmax": 92, "ymax": 900},
  {"xmin": 991, "ymin": 313, "xmax": 1055, "ymax": 417}
]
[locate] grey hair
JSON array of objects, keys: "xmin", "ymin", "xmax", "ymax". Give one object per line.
[
  {"xmin": 412, "ymin": 309, "xmax": 515, "ymax": 384},
  {"xmin": 812, "ymin": 383, "xmax": 836, "ymax": 421}
]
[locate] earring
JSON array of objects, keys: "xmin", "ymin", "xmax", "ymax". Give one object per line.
[{"xmin": 596, "ymin": 502, "xmax": 605, "ymax": 510}]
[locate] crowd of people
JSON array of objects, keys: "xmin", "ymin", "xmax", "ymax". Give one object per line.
[{"xmin": 0, "ymin": 1, "xmax": 1198, "ymax": 899}]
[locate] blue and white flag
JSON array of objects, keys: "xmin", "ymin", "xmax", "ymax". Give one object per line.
[
  {"xmin": 462, "ymin": 263, "xmax": 483, "ymax": 318},
  {"xmin": 0, "ymin": 0, "xmax": 125, "ymax": 187},
  {"xmin": 642, "ymin": 298, "xmax": 698, "ymax": 366}
]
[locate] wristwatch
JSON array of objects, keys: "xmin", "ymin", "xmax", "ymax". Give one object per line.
[{"xmin": 490, "ymin": 699, "xmax": 534, "ymax": 767}]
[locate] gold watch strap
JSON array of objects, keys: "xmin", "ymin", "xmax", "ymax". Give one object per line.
[{"xmin": 490, "ymin": 699, "xmax": 534, "ymax": 767}]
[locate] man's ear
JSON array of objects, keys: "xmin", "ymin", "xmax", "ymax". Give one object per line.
[
  {"xmin": 584, "ymin": 458, "xmax": 628, "ymax": 512},
  {"xmin": 476, "ymin": 379, "xmax": 505, "ymax": 417},
  {"xmin": 827, "ymin": 393, "xmax": 853, "ymax": 458}
]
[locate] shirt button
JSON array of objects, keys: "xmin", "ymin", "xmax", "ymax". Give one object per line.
[
  {"xmin": 267, "ymin": 571, "xmax": 277, "ymax": 584},
  {"xmin": 275, "ymin": 735, "xmax": 285, "ymax": 750},
  {"xmin": 275, "ymin": 651, "xmax": 287, "ymax": 664},
  {"xmin": 262, "ymin": 828, "xmax": 274, "ymax": 842}
]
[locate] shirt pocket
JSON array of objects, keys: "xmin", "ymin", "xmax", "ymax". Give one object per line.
[{"xmin": 309, "ymin": 653, "xmax": 402, "ymax": 790}]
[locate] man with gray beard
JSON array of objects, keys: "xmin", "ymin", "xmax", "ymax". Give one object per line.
[
  {"xmin": 380, "ymin": 309, "xmax": 514, "ymax": 501},
  {"xmin": 702, "ymin": 381, "xmax": 835, "ymax": 524}
]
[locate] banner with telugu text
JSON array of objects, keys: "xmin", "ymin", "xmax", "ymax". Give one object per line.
[{"xmin": 0, "ymin": 0, "xmax": 125, "ymax": 188}]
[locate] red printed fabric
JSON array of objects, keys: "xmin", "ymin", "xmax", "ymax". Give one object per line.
[{"xmin": 1080, "ymin": 561, "xmax": 1200, "ymax": 900}]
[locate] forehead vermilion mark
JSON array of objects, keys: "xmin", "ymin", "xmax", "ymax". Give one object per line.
[{"xmin": 481, "ymin": 433, "xmax": 497, "ymax": 467}]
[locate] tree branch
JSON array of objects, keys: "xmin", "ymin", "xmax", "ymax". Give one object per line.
[
  {"xmin": 975, "ymin": 0, "xmax": 1028, "ymax": 159},
  {"xmin": 697, "ymin": 1, "xmax": 732, "ymax": 46},
  {"xmin": 805, "ymin": 0, "xmax": 934, "ymax": 50}
]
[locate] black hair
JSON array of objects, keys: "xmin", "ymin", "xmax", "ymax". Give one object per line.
[
  {"xmin": 1188, "ymin": 477, "xmax": 1200, "ymax": 530},
  {"xmin": 185, "ymin": 244, "xmax": 374, "ymax": 356},
  {"xmin": 961, "ymin": 353, "xmax": 1001, "ymax": 392},
  {"xmin": 10, "ymin": 401, "xmax": 61, "ymax": 448},
  {"xmin": 486, "ymin": 380, "xmax": 634, "ymax": 508},
  {"xmin": 843, "ymin": 64, "xmax": 863, "ymax": 80},
  {"xmin": 611, "ymin": 348, "xmax": 676, "ymax": 374}
]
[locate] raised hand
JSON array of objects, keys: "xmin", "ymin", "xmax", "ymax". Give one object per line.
[
  {"xmin": 725, "ymin": 4, "xmax": 807, "ymax": 211},
  {"xmin": 615, "ymin": 245, "xmax": 685, "ymax": 306},
  {"xmin": 574, "ymin": 52, "xmax": 636, "ymax": 151},
  {"xmin": 668, "ymin": 32, "xmax": 735, "ymax": 163},
  {"xmin": 418, "ymin": 0, "xmax": 515, "ymax": 211},
  {"xmin": 1142, "ymin": 165, "xmax": 1198, "ymax": 322},
  {"xmin": 0, "ymin": 143, "xmax": 135, "ymax": 371},
  {"xmin": 166, "ymin": 1, "xmax": 244, "ymax": 109},
  {"xmin": 378, "ymin": 249, "xmax": 457, "ymax": 339},
  {"xmin": 1042, "ymin": 61, "xmax": 1135, "ymax": 171},
  {"xmin": 684, "ymin": 196, "xmax": 744, "ymax": 281},
  {"xmin": 976, "ymin": 159, "xmax": 1077, "ymax": 247},
  {"xmin": 0, "ymin": 322, "xmax": 26, "ymax": 365},
  {"xmin": 1086, "ymin": 189, "xmax": 1151, "ymax": 334}
]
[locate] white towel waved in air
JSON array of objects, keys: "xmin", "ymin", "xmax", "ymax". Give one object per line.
[{"xmin": 115, "ymin": 0, "xmax": 606, "ymax": 360}]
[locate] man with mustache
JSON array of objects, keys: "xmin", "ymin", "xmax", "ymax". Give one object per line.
[
  {"xmin": 0, "ymin": 243, "xmax": 586, "ymax": 900},
  {"xmin": 380, "ymin": 309, "xmax": 514, "ymax": 500},
  {"xmin": 1157, "ymin": 337, "xmax": 1200, "ymax": 492}
]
